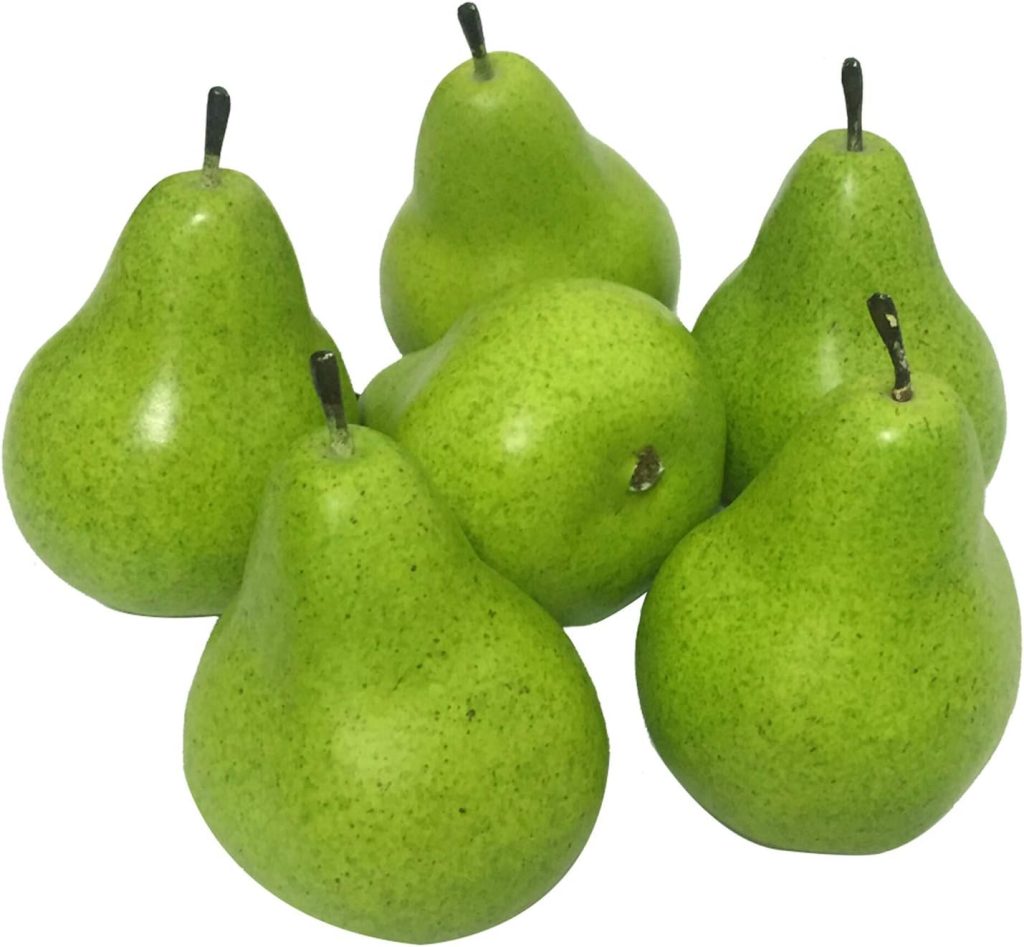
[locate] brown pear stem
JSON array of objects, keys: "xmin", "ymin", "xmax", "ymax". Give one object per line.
[
  {"xmin": 203, "ymin": 86, "xmax": 231, "ymax": 181},
  {"xmin": 629, "ymin": 446, "xmax": 664, "ymax": 493},
  {"xmin": 458, "ymin": 3, "xmax": 494, "ymax": 80},
  {"xmin": 842, "ymin": 58, "xmax": 863, "ymax": 152},
  {"xmin": 309, "ymin": 351, "xmax": 354, "ymax": 456},
  {"xmin": 867, "ymin": 294, "xmax": 913, "ymax": 402}
]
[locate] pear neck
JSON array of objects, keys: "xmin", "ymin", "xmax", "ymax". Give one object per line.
[
  {"xmin": 740, "ymin": 387, "xmax": 985, "ymax": 573},
  {"xmin": 748, "ymin": 138, "xmax": 942, "ymax": 276},
  {"xmin": 90, "ymin": 174, "xmax": 314, "ymax": 336},
  {"xmin": 236, "ymin": 440, "xmax": 476, "ymax": 637},
  {"xmin": 413, "ymin": 65, "xmax": 594, "ymax": 226}
]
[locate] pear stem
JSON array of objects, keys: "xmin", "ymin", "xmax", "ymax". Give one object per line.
[
  {"xmin": 458, "ymin": 3, "xmax": 494, "ymax": 80},
  {"xmin": 629, "ymin": 446, "xmax": 665, "ymax": 493},
  {"xmin": 867, "ymin": 294, "xmax": 913, "ymax": 402},
  {"xmin": 842, "ymin": 58, "xmax": 864, "ymax": 152},
  {"xmin": 203, "ymin": 86, "xmax": 231, "ymax": 182},
  {"xmin": 309, "ymin": 351, "xmax": 354, "ymax": 456}
]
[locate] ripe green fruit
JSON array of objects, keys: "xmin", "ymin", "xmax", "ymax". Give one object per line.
[
  {"xmin": 380, "ymin": 3, "xmax": 680, "ymax": 353},
  {"xmin": 637, "ymin": 294, "xmax": 1019, "ymax": 853},
  {"xmin": 185, "ymin": 352, "xmax": 609, "ymax": 943},
  {"xmin": 3, "ymin": 88, "xmax": 356, "ymax": 616},
  {"xmin": 362, "ymin": 278, "xmax": 726, "ymax": 625}
]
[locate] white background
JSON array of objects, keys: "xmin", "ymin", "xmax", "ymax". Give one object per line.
[{"xmin": 1, "ymin": 1, "xmax": 1021, "ymax": 944}]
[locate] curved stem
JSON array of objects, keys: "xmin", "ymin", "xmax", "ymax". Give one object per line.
[
  {"xmin": 458, "ymin": 3, "xmax": 494, "ymax": 80},
  {"xmin": 203, "ymin": 86, "xmax": 231, "ymax": 181},
  {"xmin": 866, "ymin": 293, "xmax": 913, "ymax": 402},
  {"xmin": 309, "ymin": 351, "xmax": 354, "ymax": 456},
  {"xmin": 842, "ymin": 58, "xmax": 863, "ymax": 152}
]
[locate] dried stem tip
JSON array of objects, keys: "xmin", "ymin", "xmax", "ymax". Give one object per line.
[{"xmin": 867, "ymin": 293, "xmax": 913, "ymax": 402}]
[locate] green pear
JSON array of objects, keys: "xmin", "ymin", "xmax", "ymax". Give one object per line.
[
  {"xmin": 380, "ymin": 3, "xmax": 680, "ymax": 353},
  {"xmin": 361, "ymin": 278, "xmax": 726, "ymax": 626},
  {"xmin": 185, "ymin": 352, "xmax": 608, "ymax": 944},
  {"xmin": 3, "ymin": 88, "xmax": 356, "ymax": 616},
  {"xmin": 693, "ymin": 58, "xmax": 1005, "ymax": 501},
  {"xmin": 636, "ymin": 294, "xmax": 1020, "ymax": 854}
]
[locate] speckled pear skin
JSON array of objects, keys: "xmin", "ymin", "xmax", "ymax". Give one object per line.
[
  {"xmin": 184, "ymin": 425, "xmax": 609, "ymax": 944},
  {"xmin": 380, "ymin": 51, "xmax": 680, "ymax": 353},
  {"xmin": 361, "ymin": 278, "xmax": 726, "ymax": 627},
  {"xmin": 635, "ymin": 373, "xmax": 1020, "ymax": 854},
  {"xmin": 3, "ymin": 169, "xmax": 357, "ymax": 616},
  {"xmin": 693, "ymin": 130, "xmax": 1005, "ymax": 501}
]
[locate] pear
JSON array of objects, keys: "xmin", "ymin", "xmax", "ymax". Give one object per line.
[
  {"xmin": 3, "ymin": 88, "xmax": 356, "ymax": 616},
  {"xmin": 361, "ymin": 278, "xmax": 726, "ymax": 626},
  {"xmin": 693, "ymin": 58, "xmax": 1005, "ymax": 501},
  {"xmin": 636, "ymin": 294, "xmax": 1020, "ymax": 854},
  {"xmin": 380, "ymin": 3, "xmax": 680, "ymax": 353},
  {"xmin": 184, "ymin": 352, "xmax": 608, "ymax": 943}
]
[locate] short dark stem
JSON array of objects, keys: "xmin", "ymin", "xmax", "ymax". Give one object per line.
[
  {"xmin": 203, "ymin": 86, "xmax": 231, "ymax": 178},
  {"xmin": 458, "ymin": 3, "xmax": 493, "ymax": 80},
  {"xmin": 866, "ymin": 294, "xmax": 913, "ymax": 402},
  {"xmin": 629, "ymin": 446, "xmax": 664, "ymax": 493},
  {"xmin": 309, "ymin": 351, "xmax": 354, "ymax": 455},
  {"xmin": 842, "ymin": 58, "xmax": 863, "ymax": 152}
]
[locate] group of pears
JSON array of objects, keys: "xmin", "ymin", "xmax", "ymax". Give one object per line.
[{"xmin": 3, "ymin": 6, "xmax": 1019, "ymax": 944}]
